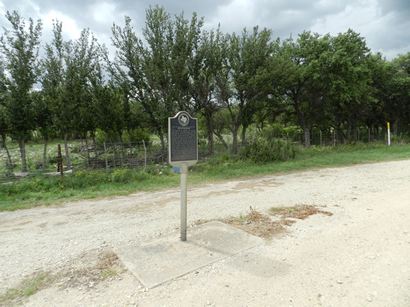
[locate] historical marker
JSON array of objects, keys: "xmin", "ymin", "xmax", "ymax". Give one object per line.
[
  {"xmin": 168, "ymin": 111, "xmax": 198, "ymax": 241},
  {"xmin": 169, "ymin": 111, "xmax": 198, "ymax": 164}
]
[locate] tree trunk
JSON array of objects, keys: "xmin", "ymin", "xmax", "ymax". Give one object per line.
[
  {"xmin": 214, "ymin": 132, "xmax": 228, "ymax": 149},
  {"xmin": 319, "ymin": 130, "xmax": 323, "ymax": 146},
  {"xmin": 85, "ymin": 137, "xmax": 90, "ymax": 166},
  {"xmin": 1, "ymin": 134, "xmax": 12, "ymax": 167},
  {"xmin": 303, "ymin": 126, "xmax": 311, "ymax": 148},
  {"xmin": 158, "ymin": 130, "xmax": 166, "ymax": 162},
  {"xmin": 368, "ymin": 126, "xmax": 371, "ymax": 143},
  {"xmin": 43, "ymin": 137, "xmax": 48, "ymax": 170},
  {"xmin": 204, "ymin": 114, "xmax": 214, "ymax": 155},
  {"xmin": 18, "ymin": 138, "xmax": 28, "ymax": 173},
  {"xmin": 241, "ymin": 125, "xmax": 248, "ymax": 146},
  {"xmin": 64, "ymin": 134, "xmax": 72, "ymax": 169},
  {"xmin": 231, "ymin": 126, "xmax": 239, "ymax": 154}
]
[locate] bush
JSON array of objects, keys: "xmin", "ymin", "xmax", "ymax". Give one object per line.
[
  {"xmin": 111, "ymin": 168, "xmax": 150, "ymax": 183},
  {"xmin": 240, "ymin": 136, "xmax": 297, "ymax": 163}
]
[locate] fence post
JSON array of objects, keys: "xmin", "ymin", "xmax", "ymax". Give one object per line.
[
  {"xmin": 319, "ymin": 130, "xmax": 323, "ymax": 146},
  {"xmin": 103, "ymin": 142, "xmax": 109, "ymax": 170},
  {"xmin": 57, "ymin": 144, "xmax": 63, "ymax": 177},
  {"xmin": 112, "ymin": 144, "xmax": 116, "ymax": 167},
  {"xmin": 142, "ymin": 140, "xmax": 147, "ymax": 171}
]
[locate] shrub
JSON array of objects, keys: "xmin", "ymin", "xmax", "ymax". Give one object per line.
[
  {"xmin": 240, "ymin": 136, "xmax": 297, "ymax": 163},
  {"xmin": 111, "ymin": 168, "xmax": 150, "ymax": 183}
]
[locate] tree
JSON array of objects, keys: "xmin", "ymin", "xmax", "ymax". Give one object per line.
[
  {"xmin": 189, "ymin": 28, "xmax": 224, "ymax": 154},
  {"xmin": 271, "ymin": 32, "xmax": 331, "ymax": 147},
  {"xmin": 66, "ymin": 29, "xmax": 101, "ymax": 141},
  {"xmin": 0, "ymin": 58, "xmax": 12, "ymax": 169},
  {"xmin": 385, "ymin": 53, "xmax": 410, "ymax": 134},
  {"xmin": 323, "ymin": 30, "xmax": 371, "ymax": 143},
  {"xmin": 0, "ymin": 11, "xmax": 42, "ymax": 172},
  {"xmin": 42, "ymin": 21, "xmax": 72, "ymax": 167},
  {"xmin": 33, "ymin": 91, "xmax": 52, "ymax": 168},
  {"xmin": 217, "ymin": 27, "xmax": 273, "ymax": 153},
  {"xmin": 90, "ymin": 59, "xmax": 125, "ymax": 140},
  {"xmin": 0, "ymin": 103, "xmax": 12, "ymax": 169},
  {"xmin": 111, "ymin": 7, "xmax": 203, "ymax": 152}
]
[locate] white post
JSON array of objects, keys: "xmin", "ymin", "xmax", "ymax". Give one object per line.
[
  {"xmin": 387, "ymin": 122, "xmax": 391, "ymax": 146},
  {"xmin": 180, "ymin": 164, "xmax": 188, "ymax": 241}
]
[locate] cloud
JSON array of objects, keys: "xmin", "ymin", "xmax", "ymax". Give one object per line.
[
  {"xmin": 0, "ymin": 0, "xmax": 408, "ymax": 58},
  {"xmin": 41, "ymin": 9, "xmax": 82, "ymax": 40}
]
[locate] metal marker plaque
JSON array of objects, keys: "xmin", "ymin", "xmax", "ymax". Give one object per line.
[
  {"xmin": 168, "ymin": 111, "xmax": 198, "ymax": 241},
  {"xmin": 168, "ymin": 111, "xmax": 198, "ymax": 165}
]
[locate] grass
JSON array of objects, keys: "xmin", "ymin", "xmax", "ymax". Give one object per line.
[
  {"xmin": 0, "ymin": 272, "xmax": 55, "ymax": 306},
  {"xmin": 0, "ymin": 250, "xmax": 123, "ymax": 305},
  {"xmin": 222, "ymin": 205, "xmax": 333, "ymax": 239},
  {"xmin": 223, "ymin": 207, "xmax": 287, "ymax": 239},
  {"xmin": 269, "ymin": 204, "xmax": 333, "ymax": 219},
  {"xmin": 1, "ymin": 143, "xmax": 410, "ymax": 211}
]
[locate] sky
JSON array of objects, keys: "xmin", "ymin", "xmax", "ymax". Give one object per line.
[{"xmin": 0, "ymin": 0, "xmax": 409, "ymax": 59}]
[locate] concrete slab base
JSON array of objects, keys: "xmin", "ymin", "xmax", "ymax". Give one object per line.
[{"xmin": 116, "ymin": 221, "xmax": 262, "ymax": 288}]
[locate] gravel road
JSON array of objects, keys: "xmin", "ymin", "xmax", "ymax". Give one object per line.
[{"xmin": 1, "ymin": 160, "xmax": 410, "ymax": 306}]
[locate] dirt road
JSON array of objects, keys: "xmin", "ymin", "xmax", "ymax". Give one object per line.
[{"xmin": 1, "ymin": 160, "xmax": 410, "ymax": 306}]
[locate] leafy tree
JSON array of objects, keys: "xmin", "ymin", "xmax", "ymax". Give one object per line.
[
  {"xmin": 0, "ymin": 11, "xmax": 42, "ymax": 172},
  {"xmin": 66, "ymin": 29, "xmax": 101, "ymax": 141},
  {"xmin": 0, "ymin": 59, "xmax": 12, "ymax": 168},
  {"xmin": 33, "ymin": 91, "xmax": 52, "ymax": 168},
  {"xmin": 112, "ymin": 7, "xmax": 203, "ymax": 152},
  {"xmin": 383, "ymin": 53, "xmax": 410, "ymax": 134},
  {"xmin": 217, "ymin": 27, "xmax": 273, "ymax": 153},
  {"xmin": 190, "ymin": 29, "xmax": 224, "ymax": 154},
  {"xmin": 90, "ymin": 60, "xmax": 125, "ymax": 141},
  {"xmin": 41, "ymin": 21, "xmax": 72, "ymax": 167},
  {"xmin": 324, "ymin": 30, "xmax": 371, "ymax": 143},
  {"xmin": 271, "ymin": 32, "xmax": 331, "ymax": 147}
]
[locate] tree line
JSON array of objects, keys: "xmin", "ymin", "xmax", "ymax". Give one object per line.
[{"xmin": 0, "ymin": 7, "xmax": 409, "ymax": 172}]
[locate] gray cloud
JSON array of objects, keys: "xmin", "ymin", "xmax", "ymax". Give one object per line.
[{"xmin": 0, "ymin": 0, "xmax": 408, "ymax": 58}]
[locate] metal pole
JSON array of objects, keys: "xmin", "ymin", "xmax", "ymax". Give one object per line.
[
  {"xmin": 387, "ymin": 122, "xmax": 391, "ymax": 146},
  {"xmin": 180, "ymin": 164, "xmax": 188, "ymax": 241}
]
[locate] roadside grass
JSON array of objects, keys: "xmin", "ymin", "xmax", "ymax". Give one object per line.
[
  {"xmin": 0, "ymin": 272, "xmax": 55, "ymax": 306},
  {"xmin": 269, "ymin": 204, "xmax": 333, "ymax": 219},
  {"xmin": 1, "ymin": 143, "xmax": 410, "ymax": 211},
  {"xmin": 0, "ymin": 250, "xmax": 123, "ymax": 305},
  {"xmin": 221, "ymin": 204, "xmax": 333, "ymax": 239}
]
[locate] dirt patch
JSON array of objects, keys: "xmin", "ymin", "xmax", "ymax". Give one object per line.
[
  {"xmin": 222, "ymin": 207, "xmax": 290, "ymax": 239},
  {"xmin": 60, "ymin": 250, "xmax": 124, "ymax": 289},
  {"xmin": 0, "ymin": 249, "xmax": 124, "ymax": 306},
  {"xmin": 269, "ymin": 205, "xmax": 333, "ymax": 220},
  {"xmin": 222, "ymin": 205, "xmax": 332, "ymax": 240}
]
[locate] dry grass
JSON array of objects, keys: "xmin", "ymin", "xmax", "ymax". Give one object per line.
[
  {"xmin": 269, "ymin": 205, "xmax": 333, "ymax": 219},
  {"xmin": 223, "ymin": 207, "xmax": 288, "ymax": 239},
  {"xmin": 0, "ymin": 250, "xmax": 123, "ymax": 306},
  {"xmin": 60, "ymin": 250, "xmax": 123, "ymax": 289},
  {"xmin": 223, "ymin": 205, "xmax": 332, "ymax": 240}
]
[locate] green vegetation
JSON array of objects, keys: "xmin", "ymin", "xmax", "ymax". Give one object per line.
[
  {"xmin": 0, "ymin": 272, "xmax": 54, "ymax": 305},
  {"xmin": 1, "ymin": 144, "xmax": 409, "ymax": 211},
  {"xmin": 0, "ymin": 7, "xmax": 410, "ymax": 174},
  {"xmin": 239, "ymin": 137, "xmax": 297, "ymax": 162}
]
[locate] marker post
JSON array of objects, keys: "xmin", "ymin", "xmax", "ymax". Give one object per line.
[
  {"xmin": 387, "ymin": 122, "xmax": 391, "ymax": 146},
  {"xmin": 168, "ymin": 111, "xmax": 198, "ymax": 241}
]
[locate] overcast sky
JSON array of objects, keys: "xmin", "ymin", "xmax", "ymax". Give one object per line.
[{"xmin": 0, "ymin": 0, "xmax": 409, "ymax": 59}]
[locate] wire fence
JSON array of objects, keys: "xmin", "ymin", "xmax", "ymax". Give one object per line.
[
  {"xmin": 0, "ymin": 140, "xmax": 169, "ymax": 183},
  {"xmin": 0, "ymin": 127, "xmax": 393, "ymax": 183}
]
